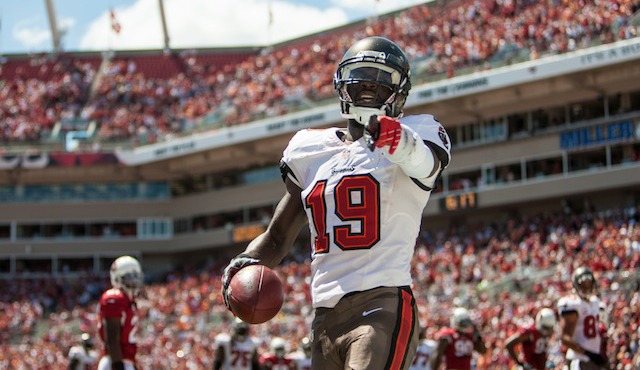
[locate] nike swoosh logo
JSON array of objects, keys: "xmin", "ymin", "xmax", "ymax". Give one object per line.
[{"xmin": 362, "ymin": 307, "xmax": 383, "ymax": 317}]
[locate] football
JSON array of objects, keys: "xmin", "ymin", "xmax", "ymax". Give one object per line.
[{"xmin": 228, "ymin": 264, "xmax": 284, "ymax": 324}]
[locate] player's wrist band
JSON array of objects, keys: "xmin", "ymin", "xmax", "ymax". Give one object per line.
[{"xmin": 112, "ymin": 361, "xmax": 125, "ymax": 370}]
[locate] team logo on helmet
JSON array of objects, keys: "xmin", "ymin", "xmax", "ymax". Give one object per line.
[{"xmin": 438, "ymin": 126, "xmax": 449, "ymax": 149}]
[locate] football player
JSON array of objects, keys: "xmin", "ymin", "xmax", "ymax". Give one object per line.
[
  {"xmin": 223, "ymin": 36, "xmax": 451, "ymax": 370},
  {"xmin": 68, "ymin": 332, "xmax": 97, "ymax": 370},
  {"xmin": 431, "ymin": 307, "xmax": 486, "ymax": 370},
  {"xmin": 260, "ymin": 337, "xmax": 295, "ymax": 370},
  {"xmin": 557, "ymin": 267, "xmax": 609, "ymax": 370},
  {"xmin": 213, "ymin": 318, "xmax": 260, "ymax": 370},
  {"xmin": 286, "ymin": 337, "xmax": 311, "ymax": 370},
  {"xmin": 97, "ymin": 256, "xmax": 143, "ymax": 370},
  {"xmin": 409, "ymin": 327, "xmax": 437, "ymax": 370},
  {"xmin": 505, "ymin": 308, "xmax": 557, "ymax": 370}
]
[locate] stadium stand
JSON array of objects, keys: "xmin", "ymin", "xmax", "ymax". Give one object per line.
[
  {"xmin": 1, "ymin": 207, "xmax": 639, "ymax": 369},
  {"xmin": 1, "ymin": 0, "xmax": 639, "ymax": 146}
]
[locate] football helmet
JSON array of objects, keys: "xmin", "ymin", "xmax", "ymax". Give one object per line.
[
  {"xmin": 80, "ymin": 332, "xmax": 94, "ymax": 349},
  {"xmin": 535, "ymin": 308, "xmax": 557, "ymax": 337},
  {"xmin": 110, "ymin": 255, "xmax": 144, "ymax": 299},
  {"xmin": 334, "ymin": 36, "xmax": 411, "ymax": 125},
  {"xmin": 270, "ymin": 337, "xmax": 287, "ymax": 358},
  {"xmin": 450, "ymin": 307, "xmax": 474, "ymax": 334},
  {"xmin": 571, "ymin": 266, "xmax": 596, "ymax": 300},
  {"xmin": 232, "ymin": 317, "xmax": 249, "ymax": 341},
  {"xmin": 301, "ymin": 336, "xmax": 311, "ymax": 357}
]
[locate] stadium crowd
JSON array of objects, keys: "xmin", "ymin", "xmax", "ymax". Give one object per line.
[
  {"xmin": 1, "ymin": 205, "xmax": 639, "ymax": 369},
  {"xmin": 1, "ymin": 0, "xmax": 639, "ymax": 145}
]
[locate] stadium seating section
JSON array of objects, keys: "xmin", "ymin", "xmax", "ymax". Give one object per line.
[{"xmin": 1, "ymin": 0, "xmax": 639, "ymax": 146}]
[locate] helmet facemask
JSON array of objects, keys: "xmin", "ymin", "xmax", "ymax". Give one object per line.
[{"xmin": 335, "ymin": 48, "xmax": 411, "ymax": 125}]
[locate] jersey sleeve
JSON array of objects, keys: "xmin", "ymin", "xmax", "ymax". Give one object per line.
[
  {"xmin": 400, "ymin": 114, "xmax": 451, "ymax": 169},
  {"xmin": 281, "ymin": 128, "xmax": 333, "ymax": 188}
]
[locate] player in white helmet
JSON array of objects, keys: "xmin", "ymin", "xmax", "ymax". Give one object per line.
[
  {"xmin": 260, "ymin": 337, "xmax": 295, "ymax": 369},
  {"xmin": 286, "ymin": 337, "xmax": 311, "ymax": 370},
  {"xmin": 431, "ymin": 307, "xmax": 486, "ymax": 370},
  {"xmin": 97, "ymin": 256, "xmax": 144, "ymax": 370},
  {"xmin": 505, "ymin": 308, "xmax": 557, "ymax": 370}
]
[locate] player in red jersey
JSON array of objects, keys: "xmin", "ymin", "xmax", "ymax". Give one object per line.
[
  {"xmin": 260, "ymin": 337, "xmax": 296, "ymax": 370},
  {"xmin": 97, "ymin": 256, "xmax": 144, "ymax": 370},
  {"xmin": 505, "ymin": 308, "xmax": 557, "ymax": 370},
  {"xmin": 431, "ymin": 307, "xmax": 486, "ymax": 370}
]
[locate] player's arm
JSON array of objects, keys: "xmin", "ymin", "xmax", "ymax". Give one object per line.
[
  {"xmin": 103, "ymin": 317, "xmax": 125, "ymax": 370},
  {"xmin": 367, "ymin": 116, "xmax": 440, "ymax": 180},
  {"xmin": 243, "ymin": 177, "xmax": 307, "ymax": 267},
  {"xmin": 222, "ymin": 177, "xmax": 307, "ymax": 308},
  {"xmin": 430, "ymin": 337, "xmax": 448, "ymax": 370},
  {"xmin": 505, "ymin": 331, "xmax": 528, "ymax": 367},
  {"xmin": 560, "ymin": 311, "xmax": 584, "ymax": 354},
  {"xmin": 251, "ymin": 348, "xmax": 260, "ymax": 370},
  {"xmin": 471, "ymin": 324, "xmax": 487, "ymax": 354},
  {"xmin": 212, "ymin": 343, "xmax": 224, "ymax": 370}
]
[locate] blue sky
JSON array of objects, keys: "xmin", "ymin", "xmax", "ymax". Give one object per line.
[{"xmin": 0, "ymin": 0, "xmax": 427, "ymax": 54}]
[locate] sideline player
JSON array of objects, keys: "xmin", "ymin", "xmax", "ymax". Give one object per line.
[
  {"xmin": 505, "ymin": 308, "xmax": 557, "ymax": 370},
  {"xmin": 409, "ymin": 327, "xmax": 437, "ymax": 370},
  {"xmin": 431, "ymin": 307, "xmax": 486, "ymax": 370},
  {"xmin": 557, "ymin": 267, "xmax": 609, "ymax": 370},
  {"xmin": 260, "ymin": 337, "xmax": 295, "ymax": 370},
  {"xmin": 286, "ymin": 337, "xmax": 311, "ymax": 370},
  {"xmin": 68, "ymin": 332, "xmax": 97, "ymax": 370},
  {"xmin": 213, "ymin": 318, "xmax": 260, "ymax": 370},
  {"xmin": 97, "ymin": 256, "xmax": 143, "ymax": 370},
  {"xmin": 222, "ymin": 36, "xmax": 451, "ymax": 370}
]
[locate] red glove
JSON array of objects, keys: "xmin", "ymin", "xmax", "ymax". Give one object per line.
[{"xmin": 366, "ymin": 115, "xmax": 403, "ymax": 154}]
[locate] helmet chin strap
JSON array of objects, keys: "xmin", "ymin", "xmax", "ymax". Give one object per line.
[{"xmin": 342, "ymin": 105, "xmax": 387, "ymax": 125}]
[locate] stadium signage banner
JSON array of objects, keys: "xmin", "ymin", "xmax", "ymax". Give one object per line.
[
  {"xmin": 116, "ymin": 107, "xmax": 341, "ymax": 165},
  {"xmin": 409, "ymin": 37, "xmax": 640, "ymax": 105},
  {"xmin": 559, "ymin": 120, "xmax": 638, "ymax": 150},
  {"xmin": 116, "ymin": 38, "xmax": 640, "ymax": 165}
]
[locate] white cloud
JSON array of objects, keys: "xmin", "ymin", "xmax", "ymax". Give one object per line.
[
  {"xmin": 332, "ymin": 0, "xmax": 431, "ymax": 15},
  {"xmin": 13, "ymin": 18, "xmax": 51, "ymax": 49},
  {"xmin": 13, "ymin": 16, "xmax": 76, "ymax": 50},
  {"xmin": 80, "ymin": 0, "xmax": 350, "ymax": 51}
]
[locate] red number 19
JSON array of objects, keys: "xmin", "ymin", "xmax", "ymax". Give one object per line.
[{"xmin": 305, "ymin": 174, "xmax": 380, "ymax": 254}]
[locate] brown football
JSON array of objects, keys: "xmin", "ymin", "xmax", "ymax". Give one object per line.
[{"xmin": 228, "ymin": 264, "xmax": 284, "ymax": 324}]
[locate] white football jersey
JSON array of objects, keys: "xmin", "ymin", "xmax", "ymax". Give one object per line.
[
  {"xmin": 409, "ymin": 339, "xmax": 437, "ymax": 370},
  {"xmin": 68, "ymin": 345, "xmax": 97, "ymax": 370},
  {"xmin": 282, "ymin": 114, "xmax": 451, "ymax": 308},
  {"xmin": 214, "ymin": 333, "xmax": 260, "ymax": 370},
  {"xmin": 557, "ymin": 294, "xmax": 602, "ymax": 361}
]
